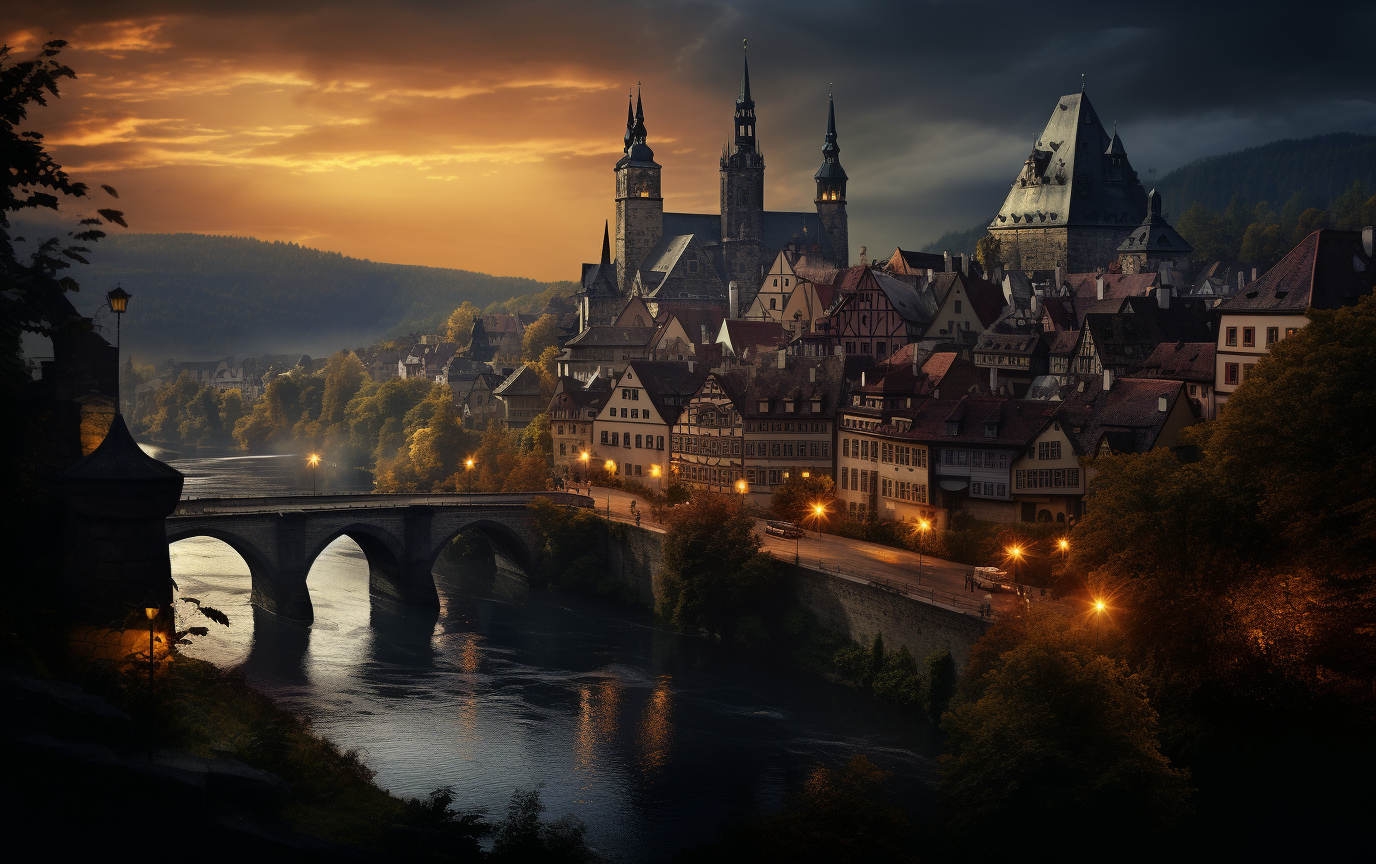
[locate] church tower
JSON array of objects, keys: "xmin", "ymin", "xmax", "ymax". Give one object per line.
[
  {"xmin": 720, "ymin": 41, "xmax": 766, "ymax": 286},
  {"xmin": 615, "ymin": 88, "xmax": 663, "ymax": 293},
  {"xmin": 814, "ymin": 93, "xmax": 849, "ymax": 267}
]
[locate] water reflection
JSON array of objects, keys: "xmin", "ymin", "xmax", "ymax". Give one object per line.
[{"xmin": 167, "ymin": 455, "xmax": 940, "ymax": 862}]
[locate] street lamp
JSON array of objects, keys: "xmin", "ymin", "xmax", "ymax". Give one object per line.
[
  {"xmin": 1058, "ymin": 537, "xmax": 1070, "ymax": 560},
  {"xmin": 914, "ymin": 518, "xmax": 931, "ymax": 585},
  {"xmin": 1091, "ymin": 598, "xmax": 1107, "ymax": 647},
  {"xmin": 107, "ymin": 285, "xmax": 131, "ymax": 406},
  {"xmin": 307, "ymin": 453, "xmax": 321, "ymax": 494},
  {"xmin": 803, "ymin": 500, "xmax": 829, "ymax": 565},
  {"xmin": 579, "ymin": 451, "xmax": 590, "ymax": 487},
  {"xmin": 143, "ymin": 593, "xmax": 159, "ymax": 690},
  {"xmin": 465, "ymin": 458, "xmax": 475, "ymax": 498},
  {"xmin": 604, "ymin": 461, "xmax": 616, "ymax": 516},
  {"xmin": 1008, "ymin": 545, "xmax": 1023, "ymax": 585},
  {"xmin": 650, "ymin": 462, "xmax": 662, "ymax": 494}
]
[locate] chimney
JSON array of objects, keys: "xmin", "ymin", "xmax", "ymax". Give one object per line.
[
  {"xmin": 960, "ymin": 254, "xmax": 970, "ymax": 276},
  {"xmin": 926, "ymin": 268, "xmax": 935, "ymax": 282},
  {"xmin": 1238, "ymin": 271, "xmax": 1245, "ymax": 292},
  {"xmin": 1156, "ymin": 287, "xmax": 1171, "ymax": 309},
  {"xmin": 860, "ymin": 245, "xmax": 869, "ymax": 266},
  {"xmin": 728, "ymin": 281, "xmax": 740, "ymax": 318},
  {"xmin": 1031, "ymin": 294, "xmax": 1040, "ymax": 315},
  {"xmin": 861, "ymin": 370, "xmax": 866, "ymax": 386},
  {"xmin": 1054, "ymin": 265, "xmax": 1064, "ymax": 289},
  {"xmin": 1096, "ymin": 276, "xmax": 1105, "ymax": 300},
  {"xmin": 1102, "ymin": 368, "xmax": 1113, "ymax": 391},
  {"xmin": 701, "ymin": 324, "xmax": 709, "ymax": 344},
  {"xmin": 1157, "ymin": 395, "xmax": 1168, "ymax": 412},
  {"xmin": 1251, "ymin": 267, "xmax": 1258, "ymax": 281},
  {"xmin": 809, "ymin": 366, "xmax": 816, "ymax": 382},
  {"xmin": 1364, "ymin": 226, "xmax": 1373, "ymax": 257},
  {"xmin": 943, "ymin": 251, "xmax": 951, "ymax": 272},
  {"xmin": 777, "ymin": 350, "xmax": 786, "ymax": 369},
  {"xmin": 687, "ymin": 360, "xmax": 695, "ymax": 372}
]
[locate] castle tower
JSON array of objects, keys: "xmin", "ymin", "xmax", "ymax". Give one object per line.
[
  {"xmin": 814, "ymin": 92, "xmax": 849, "ymax": 267},
  {"xmin": 615, "ymin": 88, "xmax": 663, "ymax": 293},
  {"xmin": 720, "ymin": 41, "xmax": 766, "ymax": 285}
]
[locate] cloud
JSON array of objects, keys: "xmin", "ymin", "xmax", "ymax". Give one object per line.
[{"xmin": 6, "ymin": 0, "xmax": 1373, "ymax": 280}]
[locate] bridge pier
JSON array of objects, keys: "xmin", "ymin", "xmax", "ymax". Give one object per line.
[
  {"xmin": 380, "ymin": 506, "xmax": 441, "ymax": 609},
  {"xmin": 262, "ymin": 512, "xmax": 315, "ymax": 622}
]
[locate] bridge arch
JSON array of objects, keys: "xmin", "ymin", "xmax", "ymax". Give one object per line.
[
  {"xmin": 166, "ymin": 527, "xmax": 282, "ymax": 615},
  {"xmin": 305, "ymin": 523, "xmax": 407, "ymax": 605},
  {"xmin": 432, "ymin": 518, "xmax": 538, "ymax": 578}
]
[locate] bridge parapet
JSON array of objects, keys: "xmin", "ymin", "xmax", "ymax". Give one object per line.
[{"xmin": 167, "ymin": 491, "xmax": 592, "ymax": 621}]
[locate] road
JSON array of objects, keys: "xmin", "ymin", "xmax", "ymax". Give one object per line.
[{"xmin": 574, "ymin": 484, "xmax": 1022, "ymax": 618}]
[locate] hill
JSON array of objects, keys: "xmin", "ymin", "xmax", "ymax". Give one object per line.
[
  {"xmin": 1153, "ymin": 132, "xmax": 1376, "ymax": 219},
  {"xmin": 18, "ymin": 227, "xmax": 571, "ymax": 360}
]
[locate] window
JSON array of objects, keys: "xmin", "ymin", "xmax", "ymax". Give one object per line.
[
  {"xmin": 1226, "ymin": 327, "xmax": 1237, "ymax": 346},
  {"xmin": 1225, "ymin": 363, "xmax": 1239, "ymax": 385},
  {"xmin": 559, "ymin": 443, "xmax": 566, "ymax": 455},
  {"xmin": 601, "ymin": 431, "xmax": 609, "ymax": 444},
  {"xmin": 955, "ymin": 299, "xmax": 962, "ymax": 313},
  {"xmin": 635, "ymin": 464, "xmax": 643, "ymax": 476},
  {"xmin": 1285, "ymin": 327, "xmax": 1299, "ymax": 338},
  {"xmin": 611, "ymin": 432, "xmax": 619, "ymax": 446},
  {"xmin": 860, "ymin": 471, "xmax": 869, "ymax": 493},
  {"xmin": 1189, "ymin": 384, "xmax": 1197, "ymax": 396},
  {"xmin": 623, "ymin": 434, "xmax": 631, "ymax": 449},
  {"xmin": 822, "ymin": 443, "xmax": 829, "ymax": 458},
  {"xmin": 772, "ymin": 442, "xmax": 781, "ymax": 457},
  {"xmin": 860, "ymin": 440, "xmax": 869, "ymax": 459},
  {"xmin": 956, "ymin": 451, "xmax": 968, "ymax": 466},
  {"xmin": 657, "ymin": 436, "xmax": 665, "ymax": 450},
  {"xmin": 843, "ymin": 439, "xmax": 850, "ymax": 457},
  {"xmin": 635, "ymin": 434, "xmax": 642, "ymax": 448},
  {"xmin": 944, "ymin": 449, "xmax": 954, "ymax": 466},
  {"xmin": 972, "ymin": 452, "xmax": 983, "ymax": 468},
  {"xmin": 1266, "ymin": 327, "xmax": 1278, "ymax": 346},
  {"xmin": 917, "ymin": 448, "xmax": 927, "ymax": 468},
  {"xmin": 745, "ymin": 442, "xmax": 755, "ymax": 456},
  {"xmin": 882, "ymin": 442, "xmax": 893, "ymax": 463},
  {"xmin": 1243, "ymin": 327, "xmax": 1255, "ymax": 347},
  {"xmin": 769, "ymin": 298, "xmax": 776, "ymax": 310}
]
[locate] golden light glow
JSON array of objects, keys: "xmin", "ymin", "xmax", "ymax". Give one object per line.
[
  {"xmin": 107, "ymin": 285, "xmax": 131, "ymax": 314},
  {"xmin": 465, "ymin": 458, "xmax": 474, "ymax": 469},
  {"xmin": 735, "ymin": 480, "xmax": 748, "ymax": 494},
  {"xmin": 307, "ymin": 453, "xmax": 321, "ymax": 467},
  {"xmin": 650, "ymin": 464, "xmax": 661, "ymax": 477},
  {"xmin": 1058, "ymin": 538, "xmax": 1070, "ymax": 551},
  {"xmin": 1008, "ymin": 545, "xmax": 1023, "ymax": 559},
  {"xmin": 604, "ymin": 459, "xmax": 616, "ymax": 473},
  {"xmin": 144, "ymin": 604, "xmax": 159, "ymax": 620},
  {"xmin": 579, "ymin": 451, "xmax": 589, "ymax": 462},
  {"xmin": 801, "ymin": 471, "xmax": 810, "ymax": 478},
  {"xmin": 812, "ymin": 503, "xmax": 827, "ymax": 517},
  {"xmin": 916, "ymin": 518, "xmax": 931, "ymax": 532},
  {"xmin": 1093, "ymin": 599, "xmax": 1107, "ymax": 614}
]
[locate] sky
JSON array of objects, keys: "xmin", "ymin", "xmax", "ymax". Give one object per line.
[{"xmin": 8, "ymin": 1, "xmax": 1376, "ymax": 282}]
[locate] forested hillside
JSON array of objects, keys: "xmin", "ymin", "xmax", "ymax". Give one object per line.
[
  {"xmin": 1154, "ymin": 133, "xmax": 1376, "ymax": 219},
  {"xmin": 17, "ymin": 227, "xmax": 572, "ymax": 360}
]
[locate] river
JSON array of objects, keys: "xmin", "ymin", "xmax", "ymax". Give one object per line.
[{"xmin": 161, "ymin": 451, "xmax": 940, "ymax": 861}]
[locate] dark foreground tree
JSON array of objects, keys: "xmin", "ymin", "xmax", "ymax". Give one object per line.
[
  {"xmin": 939, "ymin": 607, "xmax": 1191, "ymax": 858},
  {"xmin": 659, "ymin": 492, "xmax": 781, "ymax": 634}
]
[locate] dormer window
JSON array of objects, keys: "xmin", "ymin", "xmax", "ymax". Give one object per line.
[
  {"xmin": 758, "ymin": 400, "xmax": 770, "ymax": 412},
  {"xmin": 785, "ymin": 400, "xmax": 795, "ymax": 413},
  {"xmin": 811, "ymin": 398, "xmax": 822, "ymax": 413},
  {"xmin": 984, "ymin": 423, "xmax": 998, "ymax": 438},
  {"xmin": 946, "ymin": 421, "xmax": 960, "ymax": 436}
]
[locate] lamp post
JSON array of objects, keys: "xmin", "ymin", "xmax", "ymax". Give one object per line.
[
  {"xmin": 806, "ymin": 501, "xmax": 828, "ymax": 565},
  {"xmin": 143, "ymin": 594, "xmax": 159, "ymax": 689},
  {"xmin": 914, "ymin": 518, "xmax": 931, "ymax": 585},
  {"xmin": 307, "ymin": 453, "xmax": 321, "ymax": 494},
  {"xmin": 1008, "ymin": 545, "xmax": 1023, "ymax": 586},
  {"xmin": 579, "ymin": 451, "xmax": 590, "ymax": 489},
  {"xmin": 107, "ymin": 285, "xmax": 130, "ymax": 406},
  {"xmin": 1092, "ymin": 598, "xmax": 1107, "ymax": 647},
  {"xmin": 650, "ymin": 462, "xmax": 662, "ymax": 495},
  {"xmin": 1058, "ymin": 537, "xmax": 1070, "ymax": 561},
  {"xmin": 465, "ymin": 458, "xmax": 475, "ymax": 499},
  {"xmin": 604, "ymin": 460, "xmax": 616, "ymax": 516},
  {"xmin": 735, "ymin": 479, "xmax": 748, "ymax": 516}
]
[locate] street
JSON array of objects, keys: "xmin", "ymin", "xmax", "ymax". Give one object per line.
[{"xmin": 575, "ymin": 484, "xmax": 1022, "ymax": 617}]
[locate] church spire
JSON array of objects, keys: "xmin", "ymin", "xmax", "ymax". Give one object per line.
[
  {"xmin": 600, "ymin": 220, "xmax": 611, "ymax": 266},
  {"xmin": 623, "ymin": 91, "xmax": 634, "ymax": 153},
  {"xmin": 632, "ymin": 85, "xmax": 647, "ymax": 143},
  {"xmin": 739, "ymin": 39, "xmax": 752, "ymax": 104}
]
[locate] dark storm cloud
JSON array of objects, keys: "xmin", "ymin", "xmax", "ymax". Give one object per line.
[{"xmin": 7, "ymin": 0, "xmax": 1372, "ymax": 273}]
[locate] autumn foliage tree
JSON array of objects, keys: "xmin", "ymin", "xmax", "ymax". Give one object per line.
[{"xmin": 659, "ymin": 492, "xmax": 781, "ymax": 634}]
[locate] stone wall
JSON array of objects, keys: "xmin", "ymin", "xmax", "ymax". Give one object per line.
[
  {"xmin": 604, "ymin": 525, "xmax": 990, "ymax": 672},
  {"xmin": 990, "ymin": 224, "xmax": 1134, "ymax": 274}
]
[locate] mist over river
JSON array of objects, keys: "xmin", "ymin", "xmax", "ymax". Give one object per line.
[{"xmin": 163, "ymin": 452, "xmax": 940, "ymax": 861}]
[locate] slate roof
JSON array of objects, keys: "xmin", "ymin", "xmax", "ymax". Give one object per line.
[
  {"xmin": 493, "ymin": 365, "xmax": 543, "ymax": 397},
  {"xmin": 873, "ymin": 270, "xmax": 937, "ymax": 325},
  {"xmin": 717, "ymin": 355, "xmax": 848, "ymax": 419},
  {"xmin": 1048, "ymin": 329, "xmax": 1081, "ymax": 358},
  {"xmin": 1067, "ymin": 272, "xmax": 1159, "ymax": 301},
  {"xmin": 622, "ymin": 361, "xmax": 708, "ymax": 424},
  {"xmin": 903, "ymin": 396, "xmax": 1059, "ymax": 449},
  {"xmin": 564, "ymin": 325, "xmax": 657, "ymax": 348},
  {"xmin": 1134, "ymin": 341, "xmax": 1215, "ymax": 383},
  {"xmin": 1217, "ymin": 229, "xmax": 1376, "ymax": 312},
  {"xmin": 1059, "ymin": 377, "xmax": 1189, "ymax": 455},
  {"xmin": 1117, "ymin": 190, "xmax": 1193, "ymax": 256},
  {"xmin": 659, "ymin": 210, "xmax": 841, "ymax": 280},
  {"xmin": 547, "ymin": 376, "xmax": 611, "ymax": 414},
  {"xmin": 990, "ymin": 92, "xmax": 1148, "ymax": 232},
  {"xmin": 887, "ymin": 248, "xmax": 947, "ymax": 275},
  {"xmin": 718, "ymin": 320, "xmax": 789, "ymax": 357}
]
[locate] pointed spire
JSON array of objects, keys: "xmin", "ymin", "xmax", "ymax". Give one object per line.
[
  {"xmin": 623, "ymin": 90, "xmax": 634, "ymax": 152},
  {"xmin": 826, "ymin": 90, "xmax": 837, "ymax": 137},
  {"xmin": 739, "ymin": 39, "xmax": 752, "ymax": 104},
  {"xmin": 600, "ymin": 220, "xmax": 611, "ymax": 266},
  {"xmin": 632, "ymin": 83, "xmax": 647, "ymax": 142}
]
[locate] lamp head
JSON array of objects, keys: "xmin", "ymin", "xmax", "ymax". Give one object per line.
[
  {"xmin": 650, "ymin": 464, "xmax": 661, "ymax": 477},
  {"xmin": 143, "ymin": 593, "xmax": 160, "ymax": 620},
  {"xmin": 1093, "ymin": 599, "xmax": 1106, "ymax": 614},
  {"xmin": 736, "ymin": 480, "xmax": 747, "ymax": 494},
  {"xmin": 1059, "ymin": 538, "xmax": 1070, "ymax": 551},
  {"xmin": 801, "ymin": 471, "xmax": 810, "ymax": 478},
  {"xmin": 107, "ymin": 285, "xmax": 131, "ymax": 314},
  {"xmin": 580, "ymin": 451, "xmax": 589, "ymax": 462},
  {"xmin": 465, "ymin": 458, "xmax": 474, "ymax": 469},
  {"xmin": 307, "ymin": 453, "xmax": 320, "ymax": 467},
  {"xmin": 604, "ymin": 459, "xmax": 616, "ymax": 473}
]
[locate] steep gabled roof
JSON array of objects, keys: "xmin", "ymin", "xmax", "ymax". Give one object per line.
[
  {"xmin": 873, "ymin": 270, "xmax": 937, "ymax": 325},
  {"xmin": 1218, "ymin": 229, "xmax": 1376, "ymax": 312},
  {"xmin": 1135, "ymin": 341, "xmax": 1215, "ymax": 383},
  {"xmin": 1118, "ymin": 190, "xmax": 1193, "ymax": 256},
  {"xmin": 493, "ymin": 365, "xmax": 543, "ymax": 397},
  {"xmin": 1060, "ymin": 378, "xmax": 1191, "ymax": 454},
  {"xmin": 717, "ymin": 319, "xmax": 789, "ymax": 357},
  {"xmin": 619, "ymin": 361, "xmax": 708, "ymax": 424},
  {"xmin": 564, "ymin": 325, "xmax": 657, "ymax": 348},
  {"xmin": 989, "ymin": 92, "xmax": 1147, "ymax": 232}
]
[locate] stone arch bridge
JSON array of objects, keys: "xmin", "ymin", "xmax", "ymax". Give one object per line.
[{"xmin": 166, "ymin": 492, "xmax": 591, "ymax": 621}]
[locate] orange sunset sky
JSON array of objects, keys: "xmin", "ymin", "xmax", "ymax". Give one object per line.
[{"xmin": 8, "ymin": 1, "xmax": 1375, "ymax": 282}]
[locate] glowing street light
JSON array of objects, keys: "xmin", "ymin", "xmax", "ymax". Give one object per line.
[
  {"xmin": 307, "ymin": 453, "xmax": 321, "ymax": 494},
  {"xmin": 579, "ymin": 450, "xmax": 590, "ymax": 486},
  {"xmin": 107, "ymin": 285, "xmax": 131, "ymax": 405},
  {"xmin": 914, "ymin": 518, "xmax": 932, "ymax": 584},
  {"xmin": 650, "ymin": 462, "xmax": 662, "ymax": 493},
  {"xmin": 1091, "ymin": 597, "xmax": 1108, "ymax": 647},
  {"xmin": 1058, "ymin": 537, "xmax": 1070, "ymax": 560},
  {"xmin": 1008, "ymin": 545, "xmax": 1024, "ymax": 585}
]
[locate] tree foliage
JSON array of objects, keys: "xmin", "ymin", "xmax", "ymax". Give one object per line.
[
  {"xmin": 975, "ymin": 232, "xmax": 1003, "ymax": 275},
  {"xmin": 769, "ymin": 472, "xmax": 835, "ymax": 524},
  {"xmin": 520, "ymin": 313, "xmax": 561, "ymax": 362},
  {"xmin": 659, "ymin": 493, "xmax": 781, "ymax": 634},
  {"xmin": 444, "ymin": 301, "xmax": 481, "ymax": 344},
  {"xmin": 940, "ymin": 607, "xmax": 1191, "ymax": 855}
]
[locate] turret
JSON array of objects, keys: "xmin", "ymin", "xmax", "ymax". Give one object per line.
[
  {"xmin": 814, "ymin": 92, "xmax": 849, "ymax": 267},
  {"xmin": 614, "ymin": 86, "xmax": 663, "ymax": 293},
  {"xmin": 720, "ymin": 40, "xmax": 766, "ymax": 284}
]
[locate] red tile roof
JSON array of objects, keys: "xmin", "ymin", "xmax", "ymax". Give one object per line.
[{"xmin": 1218, "ymin": 229, "xmax": 1376, "ymax": 312}]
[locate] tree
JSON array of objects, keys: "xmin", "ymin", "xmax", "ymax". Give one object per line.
[
  {"xmin": 975, "ymin": 233, "xmax": 1003, "ymax": 276},
  {"xmin": 1239, "ymin": 221, "xmax": 1288, "ymax": 270},
  {"xmin": 488, "ymin": 786, "xmax": 592, "ymax": 864},
  {"xmin": 659, "ymin": 492, "xmax": 781, "ymax": 633},
  {"xmin": 940, "ymin": 607, "xmax": 1191, "ymax": 856},
  {"xmin": 1175, "ymin": 202, "xmax": 1238, "ymax": 264},
  {"xmin": 535, "ymin": 345, "xmax": 561, "ymax": 398},
  {"xmin": 770, "ymin": 472, "xmax": 836, "ymax": 524},
  {"xmin": 1291, "ymin": 207, "xmax": 1329, "ymax": 246},
  {"xmin": 443, "ymin": 301, "xmax": 480, "ymax": 344},
  {"xmin": 319, "ymin": 350, "xmax": 367, "ymax": 427},
  {"xmin": 521, "ymin": 313, "xmax": 561, "ymax": 362}
]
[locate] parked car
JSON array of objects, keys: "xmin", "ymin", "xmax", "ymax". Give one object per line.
[{"xmin": 765, "ymin": 520, "xmax": 803, "ymax": 539}]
